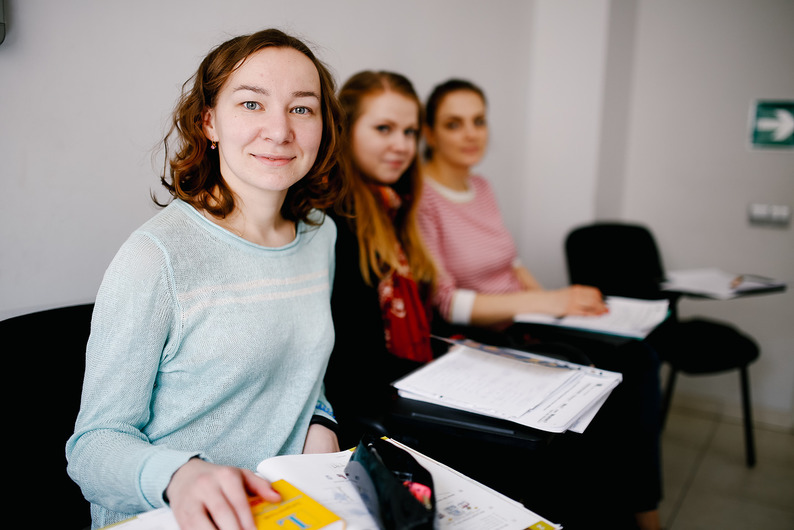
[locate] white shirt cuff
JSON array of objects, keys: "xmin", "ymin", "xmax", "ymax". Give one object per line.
[{"xmin": 450, "ymin": 289, "xmax": 477, "ymax": 325}]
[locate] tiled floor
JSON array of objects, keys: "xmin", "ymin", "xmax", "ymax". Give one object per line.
[{"xmin": 658, "ymin": 405, "xmax": 794, "ymax": 529}]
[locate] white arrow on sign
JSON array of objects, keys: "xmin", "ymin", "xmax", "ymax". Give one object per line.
[{"xmin": 756, "ymin": 108, "xmax": 794, "ymax": 141}]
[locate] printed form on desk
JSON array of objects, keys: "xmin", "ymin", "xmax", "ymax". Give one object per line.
[
  {"xmin": 256, "ymin": 441, "xmax": 560, "ymax": 529},
  {"xmin": 515, "ymin": 296, "xmax": 669, "ymax": 339},
  {"xmin": 101, "ymin": 438, "xmax": 560, "ymax": 530},
  {"xmin": 392, "ymin": 342, "xmax": 622, "ymax": 433}
]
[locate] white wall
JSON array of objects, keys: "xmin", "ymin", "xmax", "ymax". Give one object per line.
[
  {"xmin": 517, "ymin": 0, "xmax": 793, "ymax": 428},
  {"xmin": 621, "ymin": 0, "xmax": 794, "ymax": 427},
  {"xmin": 0, "ymin": 0, "xmax": 533, "ymax": 317},
  {"xmin": 0, "ymin": 0, "xmax": 531, "ymax": 318},
  {"xmin": 522, "ymin": 0, "xmax": 612, "ymax": 287},
  {"xmin": 2, "ymin": 0, "xmax": 792, "ymax": 427}
]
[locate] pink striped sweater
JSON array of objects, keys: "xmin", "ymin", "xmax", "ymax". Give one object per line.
[{"xmin": 416, "ymin": 175, "xmax": 522, "ymax": 324}]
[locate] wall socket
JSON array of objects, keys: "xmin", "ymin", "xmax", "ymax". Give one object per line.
[{"xmin": 748, "ymin": 203, "xmax": 791, "ymax": 227}]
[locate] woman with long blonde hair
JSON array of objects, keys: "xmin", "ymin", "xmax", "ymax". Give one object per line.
[{"xmin": 324, "ymin": 70, "xmax": 436, "ymax": 448}]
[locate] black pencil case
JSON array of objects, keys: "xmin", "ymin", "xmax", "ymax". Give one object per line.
[{"xmin": 345, "ymin": 436, "xmax": 436, "ymax": 530}]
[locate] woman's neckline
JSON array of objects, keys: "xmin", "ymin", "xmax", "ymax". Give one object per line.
[
  {"xmin": 424, "ymin": 174, "xmax": 476, "ymax": 203},
  {"xmin": 181, "ymin": 200, "xmax": 300, "ymax": 249}
]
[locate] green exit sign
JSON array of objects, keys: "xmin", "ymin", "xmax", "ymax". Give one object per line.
[{"xmin": 749, "ymin": 100, "xmax": 794, "ymax": 149}]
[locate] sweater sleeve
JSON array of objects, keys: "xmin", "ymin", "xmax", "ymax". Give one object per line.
[
  {"xmin": 310, "ymin": 384, "xmax": 338, "ymax": 435},
  {"xmin": 66, "ymin": 233, "xmax": 200, "ymax": 515},
  {"xmin": 312, "ymin": 223, "xmax": 339, "ymax": 430}
]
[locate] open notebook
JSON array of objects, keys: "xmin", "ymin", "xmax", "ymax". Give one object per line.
[{"xmin": 515, "ymin": 296, "xmax": 670, "ymax": 339}]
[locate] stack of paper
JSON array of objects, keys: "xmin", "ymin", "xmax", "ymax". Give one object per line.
[
  {"xmin": 514, "ymin": 296, "xmax": 670, "ymax": 339},
  {"xmin": 392, "ymin": 341, "xmax": 622, "ymax": 434},
  {"xmin": 661, "ymin": 268, "xmax": 786, "ymax": 299}
]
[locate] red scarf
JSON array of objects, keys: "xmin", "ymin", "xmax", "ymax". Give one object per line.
[{"xmin": 372, "ymin": 185, "xmax": 434, "ymax": 363}]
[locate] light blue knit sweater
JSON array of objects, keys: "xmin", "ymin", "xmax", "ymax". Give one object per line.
[{"xmin": 66, "ymin": 200, "xmax": 337, "ymax": 529}]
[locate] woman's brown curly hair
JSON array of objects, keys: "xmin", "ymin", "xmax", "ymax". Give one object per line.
[{"xmin": 157, "ymin": 28, "xmax": 346, "ymax": 225}]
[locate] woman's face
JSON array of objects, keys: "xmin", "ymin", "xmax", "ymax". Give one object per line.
[
  {"xmin": 202, "ymin": 46, "xmax": 323, "ymax": 204},
  {"xmin": 426, "ymin": 90, "xmax": 488, "ymax": 170},
  {"xmin": 351, "ymin": 91, "xmax": 419, "ymax": 185}
]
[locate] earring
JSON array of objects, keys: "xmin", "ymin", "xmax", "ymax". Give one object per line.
[{"xmin": 210, "ymin": 141, "xmax": 217, "ymax": 150}]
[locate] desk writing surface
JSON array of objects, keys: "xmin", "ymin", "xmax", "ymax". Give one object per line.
[
  {"xmin": 387, "ymin": 396, "xmax": 555, "ymax": 450},
  {"xmin": 391, "ymin": 342, "xmax": 620, "ymax": 434},
  {"xmin": 662, "ymin": 268, "xmax": 786, "ymax": 299},
  {"xmin": 515, "ymin": 296, "xmax": 670, "ymax": 339}
]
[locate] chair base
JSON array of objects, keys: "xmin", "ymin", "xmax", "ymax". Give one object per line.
[{"xmin": 661, "ymin": 366, "xmax": 756, "ymax": 468}]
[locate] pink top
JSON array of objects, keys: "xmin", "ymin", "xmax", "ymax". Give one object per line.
[{"xmin": 417, "ymin": 175, "xmax": 522, "ymax": 324}]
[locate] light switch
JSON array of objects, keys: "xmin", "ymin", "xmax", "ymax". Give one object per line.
[{"xmin": 748, "ymin": 203, "xmax": 791, "ymax": 226}]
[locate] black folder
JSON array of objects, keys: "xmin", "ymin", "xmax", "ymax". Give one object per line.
[{"xmin": 387, "ymin": 395, "xmax": 554, "ymax": 451}]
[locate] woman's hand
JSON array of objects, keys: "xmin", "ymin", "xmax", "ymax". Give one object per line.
[
  {"xmin": 165, "ymin": 458, "xmax": 280, "ymax": 530},
  {"xmin": 302, "ymin": 423, "xmax": 340, "ymax": 454},
  {"xmin": 470, "ymin": 284, "xmax": 607, "ymax": 326},
  {"xmin": 527, "ymin": 285, "xmax": 607, "ymax": 317},
  {"xmin": 560, "ymin": 285, "xmax": 608, "ymax": 316}
]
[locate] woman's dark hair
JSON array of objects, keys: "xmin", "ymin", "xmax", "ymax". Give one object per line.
[
  {"xmin": 422, "ymin": 78, "xmax": 486, "ymax": 161},
  {"xmin": 157, "ymin": 28, "xmax": 346, "ymax": 225}
]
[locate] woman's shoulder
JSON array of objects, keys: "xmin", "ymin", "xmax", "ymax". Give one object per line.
[
  {"xmin": 326, "ymin": 210, "xmax": 357, "ymax": 249},
  {"xmin": 469, "ymin": 174, "xmax": 494, "ymax": 193},
  {"xmin": 419, "ymin": 177, "xmax": 465, "ymax": 209},
  {"xmin": 135, "ymin": 200, "xmax": 195, "ymax": 237},
  {"xmin": 469, "ymin": 175, "xmax": 502, "ymax": 205},
  {"xmin": 102, "ymin": 206, "xmax": 189, "ymax": 290},
  {"xmin": 306, "ymin": 207, "xmax": 334, "ymax": 227}
]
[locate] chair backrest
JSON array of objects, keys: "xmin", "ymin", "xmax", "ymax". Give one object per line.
[
  {"xmin": 0, "ymin": 303, "xmax": 94, "ymax": 529},
  {"xmin": 565, "ymin": 222, "xmax": 666, "ymax": 300}
]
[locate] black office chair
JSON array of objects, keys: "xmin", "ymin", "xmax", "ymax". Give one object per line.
[
  {"xmin": 1, "ymin": 303, "xmax": 94, "ymax": 529},
  {"xmin": 565, "ymin": 222, "xmax": 759, "ymax": 467}
]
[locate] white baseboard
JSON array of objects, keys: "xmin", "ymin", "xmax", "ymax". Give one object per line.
[{"xmin": 668, "ymin": 391, "xmax": 794, "ymax": 433}]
